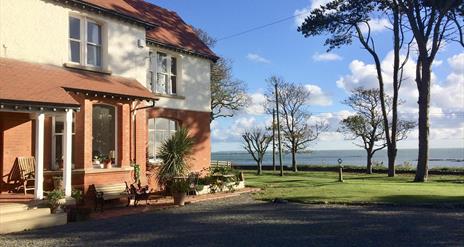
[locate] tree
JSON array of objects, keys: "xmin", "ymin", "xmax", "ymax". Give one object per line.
[
  {"xmin": 193, "ymin": 28, "xmax": 248, "ymax": 122},
  {"xmin": 210, "ymin": 58, "xmax": 248, "ymax": 122},
  {"xmin": 266, "ymin": 77, "xmax": 327, "ymax": 172},
  {"xmin": 396, "ymin": 0, "xmax": 464, "ymax": 182},
  {"xmin": 298, "ymin": 0, "xmax": 411, "ymax": 177},
  {"xmin": 242, "ymin": 127, "xmax": 272, "ymax": 175},
  {"xmin": 339, "ymin": 88, "xmax": 415, "ymax": 174}
]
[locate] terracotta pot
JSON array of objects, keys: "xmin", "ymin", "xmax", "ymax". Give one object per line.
[
  {"xmin": 173, "ymin": 192, "xmax": 187, "ymax": 206},
  {"xmin": 53, "ymin": 177, "xmax": 64, "ymax": 190},
  {"xmin": 104, "ymin": 160, "xmax": 112, "ymax": 169}
]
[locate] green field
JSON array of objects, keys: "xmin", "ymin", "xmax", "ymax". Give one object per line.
[{"xmin": 244, "ymin": 171, "xmax": 464, "ymax": 205}]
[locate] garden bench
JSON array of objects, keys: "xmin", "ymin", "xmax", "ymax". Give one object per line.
[
  {"xmin": 93, "ymin": 183, "xmax": 129, "ymax": 211},
  {"xmin": 7, "ymin": 157, "xmax": 36, "ymax": 195}
]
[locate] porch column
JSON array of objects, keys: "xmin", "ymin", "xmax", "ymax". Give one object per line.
[
  {"xmin": 63, "ymin": 109, "xmax": 73, "ymax": 197},
  {"xmin": 34, "ymin": 113, "xmax": 45, "ymax": 200}
]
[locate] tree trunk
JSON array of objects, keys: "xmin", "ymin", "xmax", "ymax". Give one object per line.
[
  {"xmin": 387, "ymin": 147, "xmax": 397, "ymax": 177},
  {"xmin": 366, "ymin": 153, "xmax": 373, "ymax": 174},
  {"xmin": 415, "ymin": 61, "xmax": 431, "ymax": 182},
  {"xmin": 389, "ymin": 3, "xmax": 400, "ymax": 177},
  {"xmin": 292, "ymin": 148, "xmax": 298, "ymax": 172},
  {"xmin": 257, "ymin": 160, "xmax": 262, "ymax": 175}
]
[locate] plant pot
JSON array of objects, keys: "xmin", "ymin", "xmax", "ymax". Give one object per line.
[
  {"xmin": 104, "ymin": 160, "xmax": 112, "ymax": 169},
  {"xmin": 173, "ymin": 192, "xmax": 187, "ymax": 206},
  {"xmin": 52, "ymin": 177, "xmax": 64, "ymax": 190}
]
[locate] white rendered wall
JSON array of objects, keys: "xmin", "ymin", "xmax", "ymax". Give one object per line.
[
  {"xmin": 0, "ymin": 0, "xmax": 149, "ymax": 84},
  {"xmin": 149, "ymin": 47, "xmax": 212, "ymax": 113},
  {"xmin": 0, "ymin": 0, "xmax": 212, "ymax": 113}
]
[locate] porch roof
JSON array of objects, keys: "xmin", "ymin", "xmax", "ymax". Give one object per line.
[{"xmin": 0, "ymin": 58, "xmax": 158, "ymax": 108}]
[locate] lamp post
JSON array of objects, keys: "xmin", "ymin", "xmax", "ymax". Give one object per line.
[{"xmin": 338, "ymin": 158, "xmax": 344, "ymax": 182}]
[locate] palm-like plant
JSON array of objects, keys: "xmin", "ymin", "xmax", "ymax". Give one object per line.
[{"xmin": 156, "ymin": 127, "xmax": 195, "ymax": 188}]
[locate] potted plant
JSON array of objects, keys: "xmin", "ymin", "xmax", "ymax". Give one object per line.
[
  {"xmin": 156, "ymin": 127, "xmax": 195, "ymax": 206},
  {"xmin": 170, "ymin": 179, "xmax": 189, "ymax": 206},
  {"xmin": 47, "ymin": 189, "xmax": 65, "ymax": 213},
  {"xmin": 103, "ymin": 156, "xmax": 112, "ymax": 169},
  {"xmin": 52, "ymin": 176, "xmax": 64, "ymax": 190}
]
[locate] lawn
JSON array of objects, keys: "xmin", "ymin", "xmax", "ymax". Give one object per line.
[{"xmin": 244, "ymin": 171, "xmax": 464, "ymax": 205}]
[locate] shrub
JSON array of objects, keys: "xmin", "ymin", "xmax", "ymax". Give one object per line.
[
  {"xmin": 48, "ymin": 189, "xmax": 65, "ymax": 213},
  {"xmin": 156, "ymin": 127, "xmax": 195, "ymax": 191}
]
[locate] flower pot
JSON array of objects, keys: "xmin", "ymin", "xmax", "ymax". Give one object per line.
[
  {"xmin": 173, "ymin": 192, "xmax": 187, "ymax": 206},
  {"xmin": 52, "ymin": 177, "xmax": 64, "ymax": 190},
  {"xmin": 104, "ymin": 160, "xmax": 112, "ymax": 169}
]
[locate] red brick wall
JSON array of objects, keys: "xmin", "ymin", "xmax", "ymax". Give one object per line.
[
  {"xmin": 146, "ymin": 107, "xmax": 211, "ymax": 172},
  {"xmin": 0, "ymin": 112, "xmax": 34, "ymax": 183}
]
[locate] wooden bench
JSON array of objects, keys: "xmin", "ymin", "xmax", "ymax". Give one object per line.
[
  {"xmin": 93, "ymin": 183, "xmax": 129, "ymax": 211},
  {"xmin": 8, "ymin": 157, "xmax": 35, "ymax": 195}
]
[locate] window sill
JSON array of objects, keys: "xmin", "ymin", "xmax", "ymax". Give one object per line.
[
  {"xmin": 86, "ymin": 167, "xmax": 131, "ymax": 174},
  {"xmin": 152, "ymin": 93, "xmax": 185, "ymax": 100},
  {"xmin": 63, "ymin": 63, "xmax": 112, "ymax": 75}
]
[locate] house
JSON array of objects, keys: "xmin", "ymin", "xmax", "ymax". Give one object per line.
[{"xmin": 0, "ymin": 0, "xmax": 217, "ymax": 200}]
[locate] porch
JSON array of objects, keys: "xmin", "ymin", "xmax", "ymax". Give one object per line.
[
  {"xmin": 0, "ymin": 58, "xmax": 158, "ymax": 203},
  {"xmin": 0, "ymin": 107, "xmax": 76, "ymax": 200}
]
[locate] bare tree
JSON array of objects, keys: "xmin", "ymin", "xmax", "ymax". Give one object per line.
[
  {"xmin": 397, "ymin": 0, "xmax": 464, "ymax": 182},
  {"xmin": 339, "ymin": 88, "xmax": 415, "ymax": 174},
  {"xmin": 266, "ymin": 77, "xmax": 327, "ymax": 172},
  {"xmin": 242, "ymin": 127, "xmax": 272, "ymax": 175},
  {"xmin": 193, "ymin": 28, "xmax": 248, "ymax": 122},
  {"xmin": 210, "ymin": 58, "xmax": 248, "ymax": 122}
]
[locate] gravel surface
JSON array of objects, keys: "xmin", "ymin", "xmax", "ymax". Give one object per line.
[{"xmin": 1, "ymin": 194, "xmax": 463, "ymax": 247}]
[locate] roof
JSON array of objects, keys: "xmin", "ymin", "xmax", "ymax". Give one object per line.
[
  {"xmin": 0, "ymin": 58, "xmax": 157, "ymax": 107},
  {"xmin": 78, "ymin": 0, "xmax": 218, "ymax": 61}
]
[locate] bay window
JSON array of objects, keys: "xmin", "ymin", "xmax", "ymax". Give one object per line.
[
  {"xmin": 147, "ymin": 118, "xmax": 178, "ymax": 163},
  {"xmin": 69, "ymin": 16, "xmax": 103, "ymax": 67},
  {"xmin": 148, "ymin": 52, "xmax": 177, "ymax": 95}
]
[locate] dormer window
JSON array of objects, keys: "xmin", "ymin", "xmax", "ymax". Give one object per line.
[
  {"xmin": 69, "ymin": 16, "xmax": 103, "ymax": 67},
  {"xmin": 148, "ymin": 52, "xmax": 177, "ymax": 95}
]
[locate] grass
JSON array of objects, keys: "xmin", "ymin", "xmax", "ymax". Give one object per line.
[{"xmin": 244, "ymin": 171, "xmax": 464, "ymax": 205}]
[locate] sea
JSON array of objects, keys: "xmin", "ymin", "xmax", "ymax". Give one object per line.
[{"xmin": 212, "ymin": 148, "xmax": 464, "ymax": 168}]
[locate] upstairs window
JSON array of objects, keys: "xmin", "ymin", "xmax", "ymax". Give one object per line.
[
  {"xmin": 148, "ymin": 52, "xmax": 177, "ymax": 95},
  {"xmin": 69, "ymin": 16, "xmax": 103, "ymax": 67}
]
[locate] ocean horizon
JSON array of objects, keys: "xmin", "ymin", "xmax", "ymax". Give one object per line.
[{"xmin": 212, "ymin": 148, "xmax": 464, "ymax": 168}]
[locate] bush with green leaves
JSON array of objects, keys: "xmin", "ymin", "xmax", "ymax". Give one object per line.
[
  {"xmin": 156, "ymin": 127, "xmax": 195, "ymax": 190},
  {"xmin": 48, "ymin": 189, "xmax": 65, "ymax": 212},
  {"xmin": 170, "ymin": 179, "xmax": 190, "ymax": 193}
]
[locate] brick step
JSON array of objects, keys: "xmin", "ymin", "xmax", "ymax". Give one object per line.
[
  {"xmin": 0, "ymin": 207, "xmax": 50, "ymax": 224},
  {"xmin": 0, "ymin": 212, "xmax": 67, "ymax": 234}
]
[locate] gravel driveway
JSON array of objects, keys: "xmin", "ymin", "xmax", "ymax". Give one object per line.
[{"xmin": 1, "ymin": 194, "xmax": 463, "ymax": 247}]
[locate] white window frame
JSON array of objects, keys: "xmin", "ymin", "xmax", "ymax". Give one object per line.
[
  {"xmin": 51, "ymin": 115, "xmax": 76, "ymax": 170},
  {"xmin": 148, "ymin": 51, "xmax": 179, "ymax": 95},
  {"xmin": 68, "ymin": 15, "xmax": 104, "ymax": 68},
  {"xmin": 92, "ymin": 104, "xmax": 118, "ymax": 168},
  {"xmin": 147, "ymin": 118, "xmax": 177, "ymax": 164}
]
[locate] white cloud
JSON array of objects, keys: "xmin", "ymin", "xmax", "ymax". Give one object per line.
[
  {"xmin": 359, "ymin": 18, "xmax": 392, "ymax": 34},
  {"xmin": 246, "ymin": 53, "xmax": 271, "ymax": 64},
  {"xmin": 448, "ymin": 53, "xmax": 464, "ymax": 74},
  {"xmin": 312, "ymin": 52, "xmax": 343, "ymax": 62},
  {"xmin": 245, "ymin": 92, "xmax": 267, "ymax": 115},
  {"xmin": 433, "ymin": 60, "xmax": 443, "ymax": 67},
  {"xmin": 294, "ymin": 0, "xmax": 332, "ymax": 26},
  {"xmin": 337, "ymin": 51, "xmax": 464, "ymax": 143},
  {"xmin": 305, "ymin": 84, "xmax": 333, "ymax": 106}
]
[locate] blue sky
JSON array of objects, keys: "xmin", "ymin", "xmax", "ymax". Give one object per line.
[{"xmin": 149, "ymin": 0, "xmax": 464, "ymax": 152}]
